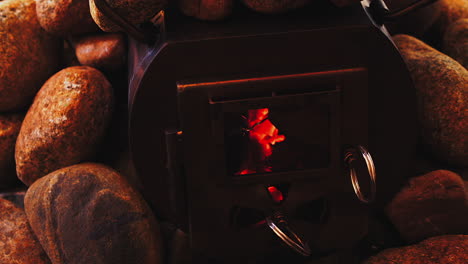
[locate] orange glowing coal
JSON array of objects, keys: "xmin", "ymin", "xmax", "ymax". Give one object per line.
[{"xmin": 237, "ymin": 108, "xmax": 285, "ymax": 175}]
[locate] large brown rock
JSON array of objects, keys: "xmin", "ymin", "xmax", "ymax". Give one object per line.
[
  {"xmin": 0, "ymin": 198, "xmax": 51, "ymax": 264},
  {"xmin": 0, "ymin": 113, "xmax": 23, "ymax": 188},
  {"xmin": 36, "ymin": 0, "xmax": 99, "ymax": 35},
  {"xmin": 24, "ymin": 163, "xmax": 163, "ymax": 264},
  {"xmin": 179, "ymin": 0, "xmax": 234, "ymax": 21},
  {"xmin": 386, "ymin": 170, "xmax": 468, "ymax": 243},
  {"xmin": 242, "ymin": 0, "xmax": 311, "ymax": 14},
  {"xmin": 364, "ymin": 235, "xmax": 468, "ymax": 264},
  {"xmin": 73, "ymin": 33, "xmax": 126, "ymax": 72},
  {"xmin": 0, "ymin": 0, "xmax": 60, "ymax": 112},
  {"xmin": 393, "ymin": 34, "xmax": 468, "ymax": 167},
  {"xmin": 434, "ymin": 0, "xmax": 468, "ymax": 37},
  {"xmin": 89, "ymin": 0, "xmax": 167, "ymax": 32},
  {"xmin": 15, "ymin": 66, "xmax": 113, "ymax": 186},
  {"xmin": 443, "ymin": 18, "xmax": 468, "ymax": 69}
]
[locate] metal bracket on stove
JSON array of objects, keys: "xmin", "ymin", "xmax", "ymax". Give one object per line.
[{"xmin": 367, "ymin": 0, "xmax": 441, "ymax": 25}]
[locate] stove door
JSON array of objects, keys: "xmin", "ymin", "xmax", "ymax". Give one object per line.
[{"xmin": 177, "ymin": 67, "xmax": 369, "ymax": 259}]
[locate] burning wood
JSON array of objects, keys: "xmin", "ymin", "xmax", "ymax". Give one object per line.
[{"xmin": 237, "ymin": 108, "xmax": 286, "ymax": 175}]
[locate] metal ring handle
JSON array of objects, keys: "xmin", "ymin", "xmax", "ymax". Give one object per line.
[
  {"xmin": 344, "ymin": 145, "xmax": 376, "ymax": 204},
  {"xmin": 266, "ymin": 211, "xmax": 311, "ymax": 257}
]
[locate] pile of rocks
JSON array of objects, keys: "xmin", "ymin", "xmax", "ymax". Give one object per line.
[
  {"xmin": 0, "ymin": 0, "xmax": 466, "ymax": 264},
  {"xmin": 0, "ymin": 0, "xmax": 157, "ymax": 263},
  {"xmin": 365, "ymin": 0, "xmax": 468, "ymax": 263}
]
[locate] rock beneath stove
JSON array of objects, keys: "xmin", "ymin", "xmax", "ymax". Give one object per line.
[
  {"xmin": 15, "ymin": 66, "xmax": 113, "ymax": 186},
  {"xmin": 0, "ymin": 113, "xmax": 23, "ymax": 189},
  {"xmin": 0, "ymin": 0, "xmax": 60, "ymax": 112},
  {"xmin": 24, "ymin": 163, "xmax": 163, "ymax": 264},
  {"xmin": 242, "ymin": 0, "xmax": 311, "ymax": 14},
  {"xmin": 179, "ymin": 0, "xmax": 234, "ymax": 21},
  {"xmin": 443, "ymin": 18, "xmax": 468, "ymax": 69},
  {"xmin": 393, "ymin": 34, "xmax": 468, "ymax": 167},
  {"xmin": 73, "ymin": 33, "xmax": 126, "ymax": 72},
  {"xmin": 0, "ymin": 198, "xmax": 51, "ymax": 264},
  {"xmin": 36, "ymin": 0, "xmax": 99, "ymax": 35},
  {"xmin": 363, "ymin": 235, "xmax": 468, "ymax": 264},
  {"xmin": 89, "ymin": 0, "xmax": 167, "ymax": 32},
  {"xmin": 386, "ymin": 170, "xmax": 468, "ymax": 243}
]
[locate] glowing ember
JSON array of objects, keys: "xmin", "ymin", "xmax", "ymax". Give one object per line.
[
  {"xmin": 236, "ymin": 108, "xmax": 285, "ymax": 175},
  {"xmin": 267, "ymin": 186, "xmax": 284, "ymax": 203}
]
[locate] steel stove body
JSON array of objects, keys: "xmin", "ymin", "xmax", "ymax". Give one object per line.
[{"xmin": 128, "ymin": 1, "xmax": 417, "ymax": 262}]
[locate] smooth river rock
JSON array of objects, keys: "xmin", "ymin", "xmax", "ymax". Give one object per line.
[
  {"xmin": 36, "ymin": 0, "xmax": 99, "ymax": 35},
  {"xmin": 364, "ymin": 235, "xmax": 468, "ymax": 264},
  {"xmin": 24, "ymin": 163, "xmax": 164, "ymax": 264},
  {"xmin": 89, "ymin": 0, "xmax": 167, "ymax": 32},
  {"xmin": 393, "ymin": 34, "xmax": 467, "ymax": 167},
  {"xmin": 15, "ymin": 66, "xmax": 113, "ymax": 186},
  {"xmin": 0, "ymin": 0, "xmax": 60, "ymax": 111},
  {"xmin": 443, "ymin": 18, "xmax": 468, "ymax": 69},
  {"xmin": 386, "ymin": 170, "xmax": 468, "ymax": 243},
  {"xmin": 73, "ymin": 33, "xmax": 126, "ymax": 72},
  {"xmin": 0, "ymin": 198, "xmax": 50, "ymax": 264}
]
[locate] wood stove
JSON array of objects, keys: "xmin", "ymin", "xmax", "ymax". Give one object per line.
[{"xmin": 123, "ymin": 0, "xmax": 421, "ymax": 262}]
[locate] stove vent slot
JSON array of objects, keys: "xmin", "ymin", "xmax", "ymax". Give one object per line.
[{"xmin": 177, "ymin": 69, "xmax": 364, "ymax": 104}]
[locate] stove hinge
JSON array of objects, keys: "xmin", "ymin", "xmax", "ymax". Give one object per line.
[{"xmin": 165, "ymin": 129, "xmax": 188, "ymax": 229}]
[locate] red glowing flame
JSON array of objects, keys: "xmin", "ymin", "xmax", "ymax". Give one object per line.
[
  {"xmin": 236, "ymin": 108, "xmax": 285, "ymax": 175},
  {"xmin": 267, "ymin": 186, "xmax": 284, "ymax": 203}
]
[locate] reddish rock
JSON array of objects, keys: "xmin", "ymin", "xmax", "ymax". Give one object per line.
[
  {"xmin": 0, "ymin": 113, "xmax": 23, "ymax": 188},
  {"xmin": 36, "ymin": 0, "xmax": 99, "ymax": 35},
  {"xmin": 89, "ymin": 0, "xmax": 167, "ymax": 32},
  {"xmin": 393, "ymin": 34, "xmax": 468, "ymax": 167},
  {"xmin": 179, "ymin": 0, "xmax": 234, "ymax": 21},
  {"xmin": 443, "ymin": 18, "xmax": 468, "ymax": 69},
  {"xmin": 73, "ymin": 33, "xmax": 126, "ymax": 72},
  {"xmin": 242, "ymin": 0, "xmax": 311, "ymax": 14},
  {"xmin": 15, "ymin": 66, "xmax": 113, "ymax": 186},
  {"xmin": 0, "ymin": 0, "xmax": 60, "ymax": 111},
  {"xmin": 433, "ymin": 0, "xmax": 468, "ymax": 37},
  {"xmin": 0, "ymin": 198, "xmax": 50, "ymax": 264},
  {"xmin": 364, "ymin": 235, "xmax": 468, "ymax": 264},
  {"xmin": 24, "ymin": 163, "xmax": 164, "ymax": 264},
  {"xmin": 386, "ymin": 170, "xmax": 468, "ymax": 243}
]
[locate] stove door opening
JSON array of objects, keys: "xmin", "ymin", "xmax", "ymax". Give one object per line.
[{"xmin": 225, "ymin": 102, "xmax": 331, "ymax": 176}]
